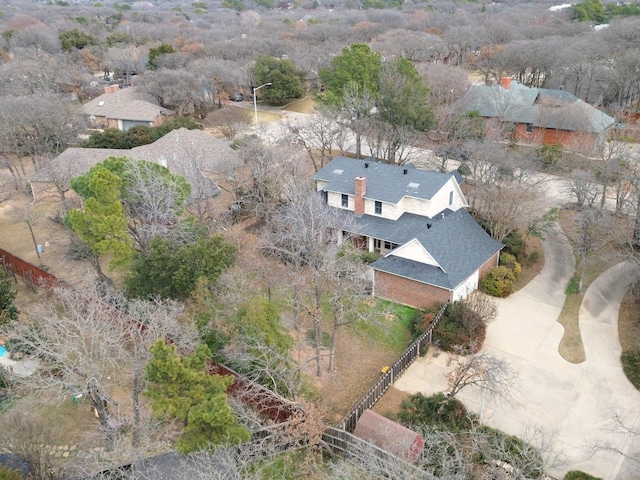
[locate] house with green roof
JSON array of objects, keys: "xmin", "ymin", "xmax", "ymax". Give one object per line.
[
  {"xmin": 451, "ymin": 77, "xmax": 615, "ymax": 152},
  {"xmin": 313, "ymin": 157, "xmax": 503, "ymax": 309}
]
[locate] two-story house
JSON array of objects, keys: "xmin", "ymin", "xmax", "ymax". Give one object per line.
[{"xmin": 313, "ymin": 157, "xmax": 503, "ymax": 309}]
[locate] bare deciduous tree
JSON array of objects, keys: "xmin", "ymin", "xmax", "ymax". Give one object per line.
[
  {"xmin": 263, "ymin": 183, "xmax": 359, "ymax": 377},
  {"xmin": 445, "ymin": 351, "xmax": 516, "ymax": 416},
  {"xmin": 563, "ymin": 169, "xmax": 601, "ymax": 211},
  {"xmin": 282, "ymin": 106, "xmax": 348, "ymax": 172},
  {"xmin": 3, "ymin": 283, "xmax": 195, "ymax": 452}
]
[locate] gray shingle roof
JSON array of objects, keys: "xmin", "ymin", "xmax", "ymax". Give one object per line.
[
  {"xmin": 30, "ymin": 129, "xmax": 242, "ymax": 201},
  {"xmin": 313, "ymin": 156, "xmax": 460, "ymax": 204},
  {"xmin": 355, "ymin": 210, "xmax": 453, "ymax": 244},
  {"xmin": 79, "ymin": 86, "xmax": 173, "ymax": 122},
  {"xmin": 452, "ymin": 81, "xmax": 615, "ymax": 134},
  {"xmin": 370, "ymin": 209, "xmax": 503, "ymax": 290}
]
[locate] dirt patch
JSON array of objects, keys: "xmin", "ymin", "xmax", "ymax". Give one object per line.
[
  {"xmin": 514, "ymin": 235, "xmax": 544, "ymax": 292},
  {"xmin": 372, "ymin": 387, "xmax": 410, "ymax": 419}
]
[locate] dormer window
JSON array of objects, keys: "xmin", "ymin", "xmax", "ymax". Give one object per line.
[
  {"xmin": 375, "ymin": 201, "xmax": 382, "ymax": 215},
  {"xmin": 341, "ymin": 194, "xmax": 348, "ymax": 208}
]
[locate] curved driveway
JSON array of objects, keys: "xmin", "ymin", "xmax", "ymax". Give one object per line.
[{"xmin": 394, "ymin": 229, "xmax": 640, "ymax": 479}]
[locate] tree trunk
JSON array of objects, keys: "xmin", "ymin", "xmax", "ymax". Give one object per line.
[
  {"xmin": 87, "ymin": 379, "xmax": 115, "ymax": 451},
  {"xmin": 132, "ymin": 368, "xmax": 144, "ymax": 448},
  {"xmin": 328, "ymin": 313, "xmax": 338, "ymax": 374},
  {"xmin": 634, "ymin": 194, "xmax": 640, "ymax": 246},
  {"xmin": 313, "ymin": 274, "xmax": 322, "ymax": 377},
  {"xmin": 26, "ymin": 223, "xmax": 43, "ymax": 267}
]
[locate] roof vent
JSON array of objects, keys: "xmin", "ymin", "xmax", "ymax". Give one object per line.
[
  {"xmin": 407, "ymin": 182, "xmax": 420, "ymax": 189},
  {"xmin": 98, "ymin": 101, "xmax": 105, "ymax": 106},
  {"xmin": 364, "ymin": 162, "xmax": 369, "ymax": 168},
  {"xmin": 403, "ymin": 169, "xmax": 408, "ymax": 175},
  {"xmin": 426, "ymin": 223, "xmax": 432, "ymax": 229},
  {"xmin": 332, "ymin": 169, "xmax": 344, "ymax": 175}
]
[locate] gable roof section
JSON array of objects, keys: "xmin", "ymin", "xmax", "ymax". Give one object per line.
[
  {"xmin": 79, "ymin": 86, "xmax": 174, "ymax": 122},
  {"xmin": 370, "ymin": 209, "xmax": 502, "ymax": 290},
  {"xmin": 452, "ymin": 81, "xmax": 615, "ymax": 134},
  {"xmin": 314, "ymin": 156, "xmax": 460, "ymax": 204}
]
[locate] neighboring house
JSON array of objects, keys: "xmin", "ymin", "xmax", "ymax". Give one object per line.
[
  {"xmin": 313, "ymin": 157, "xmax": 503, "ymax": 309},
  {"xmin": 79, "ymin": 85, "xmax": 174, "ymax": 131},
  {"xmin": 451, "ymin": 77, "xmax": 616, "ymax": 151},
  {"xmin": 30, "ymin": 128, "xmax": 243, "ymax": 213}
]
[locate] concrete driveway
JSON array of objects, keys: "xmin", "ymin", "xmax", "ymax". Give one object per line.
[{"xmin": 394, "ymin": 229, "xmax": 640, "ymax": 479}]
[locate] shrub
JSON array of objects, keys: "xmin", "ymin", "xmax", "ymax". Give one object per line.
[
  {"xmin": 476, "ymin": 425, "xmax": 544, "ymax": 479},
  {"xmin": 433, "ymin": 296, "xmax": 492, "ymax": 352},
  {"xmin": 564, "ymin": 471, "xmax": 602, "ymax": 480},
  {"xmin": 621, "ymin": 350, "xmax": 640, "ymax": 389},
  {"xmin": 398, "ymin": 392, "xmax": 474, "ymax": 432},
  {"xmin": 502, "ymin": 230, "xmax": 525, "ymax": 261},
  {"xmin": 480, "ymin": 266, "xmax": 516, "ymax": 298},
  {"xmin": 457, "ymin": 163, "xmax": 471, "ymax": 176},
  {"xmin": 499, "ymin": 252, "xmax": 522, "ymax": 279},
  {"xmin": 525, "ymin": 249, "xmax": 540, "ymax": 266},
  {"xmin": 0, "ymin": 466, "xmax": 25, "ymax": 480},
  {"xmin": 566, "ymin": 274, "xmax": 580, "ymax": 295},
  {"xmin": 359, "ymin": 251, "xmax": 379, "ymax": 264}
]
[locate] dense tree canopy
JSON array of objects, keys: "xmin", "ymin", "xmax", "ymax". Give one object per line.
[
  {"xmin": 251, "ymin": 55, "xmax": 305, "ymax": 106},
  {"xmin": 318, "ymin": 43, "xmax": 381, "ymax": 108},
  {"xmin": 68, "ymin": 157, "xmax": 191, "ymax": 267},
  {"xmin": 125, "ymin": 235, "xmax": 236, "ymax": 301},
  {"xmin": 145, "ymin": 340, "xmax": 250, "ymax": 454},
  {"xmin": 0, "ymin": 270, "xmax": 18, "ymax": 326}
]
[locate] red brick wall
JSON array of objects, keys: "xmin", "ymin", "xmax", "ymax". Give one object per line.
[
  {"xmin": 374, "ymin": 270, "xmax": 452, "ymax": 309},
  {"xmin": 478, "ymin": 251, "xmax": 500, "ymax": 278},
  {"xmin": 514, "ymin": 124, "xmax": 597, "ymax": 151}
]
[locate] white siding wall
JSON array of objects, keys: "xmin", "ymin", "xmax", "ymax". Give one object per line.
[
  {"xmin": 316, "ymin": 180, "xmax": 329, "ymax": 191},
  {"xmin": 398, "ymin": 196, "xmax": 435, "ymax": 217},
  {"xmin": 390, "ymin": 239, "xmax": 440, "ymax": 267},
  {"xmin": 452, "ymin": 270, "xmax": 479, "ymax": 302},
  {"xmin": 327, "ymin": 191, "xmax": 352, "ymax": 210},
  {"xmin": 364, "ymin": 198, "xmax": 398, "ymax": 219},
  {"xmin": 429, "ymin": 177, "xmax": 468, "ymax": 212}
]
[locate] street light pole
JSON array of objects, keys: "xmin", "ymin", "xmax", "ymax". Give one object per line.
[{"xmin": 253, "ymin": 82, "xmax": 272, "ymax": 135}]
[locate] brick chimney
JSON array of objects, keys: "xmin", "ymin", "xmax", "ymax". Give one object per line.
[
  {"xmin": 500, "ymin": 77, "xmax": 512, "ymax": 90},
  {"xmin": 103, "ymin": 84, "xmax": 120, "ymax": 94},
  {"xmin": 354, "ymin": 176, "xmax": 366, "ymax": 216}
]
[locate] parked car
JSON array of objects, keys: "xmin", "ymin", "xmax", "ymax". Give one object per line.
[{"xmin": 231, "ymin": 93, "xmax": 244, "ymax": 102}]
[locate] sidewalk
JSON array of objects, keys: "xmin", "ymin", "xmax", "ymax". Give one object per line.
[{"xmin": 394, "ymin": 229, "xmax": 640, "ymax": 479}]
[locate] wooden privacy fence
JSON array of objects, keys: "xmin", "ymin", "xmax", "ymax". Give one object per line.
[
  {"xmin": 0, "ymin": 248, "xmax": 299, "ymax": 424},
  {"xmin": 322, "ymin": 427, "xmax": 430, "ymax": 479},
  {"xmin": 0, "ymin": 247, "xmax": 61, "ymax": 290},
  {"xmin": 337, "ymin": 303, "xmax": 447, "ymax": 432}
]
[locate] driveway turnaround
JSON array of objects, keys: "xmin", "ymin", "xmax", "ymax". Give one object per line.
[{"xmin": 394, "ymin": 229, "xmax": 640, "ymax": 479}]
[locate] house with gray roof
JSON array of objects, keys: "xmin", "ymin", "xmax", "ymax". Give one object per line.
[
  {"xmin": 30, "ymin": 128, "xmax": 243, "ymax": 216},
  {"xmin": 313, "ymin": 157, "xmax": 503, "ymax": 309},
  {"xmin": 451, "ymin": 77, "xmax": 615, "ymax": 151},
  {"xmin": 79, "ymin": 85, "xmax": 174, "ymax": 131}
]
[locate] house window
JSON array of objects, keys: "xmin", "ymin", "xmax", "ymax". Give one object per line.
[
  {"xmin": 449, "ymin": 191, "xmax": 454, "ymax": 206},
  {"xmin": 320, "ymin": 190, "xmax": 328, "ymax": 204},
  {"xmin": 526, "ymin": 123, "xmax": 534, "ymax": 133},
  {"xmin": 374, "ymin": 239, "xmax": 381, "ymax": 251},
  {"xmin": 375, "ymin": 201, "xmax": 382, "ymax": 215},
  {"xmin": 384, "ymin": 241, "xmax": 398, "ymax": 250},
  {"xmin": 341, "ymin": 194, "xmax": 348, "ymax": 208}
]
